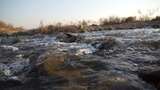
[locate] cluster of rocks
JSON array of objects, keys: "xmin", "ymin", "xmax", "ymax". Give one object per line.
[
  {"xmin": 1, "ymin": 50, "xmax": 155, "ymax": 90},
  {"xmin": 0, "ymin": 29, "xmax": 160, "ymax": 90}
]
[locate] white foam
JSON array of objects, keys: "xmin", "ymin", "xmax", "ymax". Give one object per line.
[{"xmin": 1, "ymin": 45, "xmax": 19, "ymax": 51}]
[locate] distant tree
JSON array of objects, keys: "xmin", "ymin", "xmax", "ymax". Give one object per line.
[
  {"xmin": 99, "ymin": 18, "xmax": 109, "ymax": 25},
  {"xmin": 78, "ymin": 20, "xmax": 88, "ymax": 32},
  {"xmin": 108, "ymin": 16, "xmax": 121, "ymax": 24},
  {"xmin": 46, "ymin": 25, "xmax": 55, "ymax": 33},
  {"xmin": 100, "ymin": 16, "xmax": 122, "ymax": 25},
  {"xmin": 124, "ymin": 16, "xmax": 136, "ymax": 23},
  {"xmin": 152, "ymin": 16, "xmax": 160, "ymax": 21}
]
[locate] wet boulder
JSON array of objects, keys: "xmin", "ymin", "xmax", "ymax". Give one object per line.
[
  {"xmin": 138, "ymin": 65, "xmax": 160, "ymax": 90},
  {"xmin": 0, "ymin": 77, "xmax": 23, "ymax": 89},
  {"xmin": 36, "ymin": 51, "xmax": 84, "ymax": 79},
  {"xmin": 78, "ymin": 70, "xmax": 154, "ymax": 90},
  {"xmin": 98, "ymin": 37, "xmax": 118, "ymax": 50},
  {"xmin": 94, "ymin": 37, "xmax": 124, "ymax": 57},
  {"xmin": 88, "ymin": 71, "xmax": 156, "ymax": 90},
  {"xmin": 56, "ymin": 33, "xmax": 83, "ymax": 43},
  {"xmin": 96, "ymin": 37, "xmax": 124, "ymax": 51},
  {"xmin": 31, "ymin": 50, "xmax": 93, "ymax": 89}
]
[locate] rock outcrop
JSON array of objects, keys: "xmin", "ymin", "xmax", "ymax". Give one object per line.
[{"xmin": 56, "ymin": 33, "xmax": 83, "ymax": 43}]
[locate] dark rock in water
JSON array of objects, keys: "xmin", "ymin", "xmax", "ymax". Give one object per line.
[
  {"xmin": 0, "ymin": 78, "xmax": 23, "ymax": 88},
  {"xmin": 0, "ymin": 37, "xmax": 20, "ymax": 45},
  {"xmin": 138, "ymin": 66, "xmax": 160, "ymax": 90},
  {"xmin": 152, "ymin": 24, "xmax": 160, "ymax": 28},
  {"xmin": 3, "ymin": 78, "xmax": 44, "ymax": 90},
  {"xmin": 94, "ymin": 37, "xmax": 124, "ymax": 58},
  {"xmin": 36, "ymin": 51, "xmax": 84, "ymax": 78},
  {"xmin": 98, "ymin": 37, "xmax": 118, "ymax": 50},
  {"xmin": 88, "ymin": 71, "xmax": 156, "ymax": 90},
  {"xmin": 56, "ymin": 33, "xmax": 83, "ymax": 43}
]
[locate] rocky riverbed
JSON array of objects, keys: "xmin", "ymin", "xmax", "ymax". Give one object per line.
[{"xmin": 0, "ymin": 28, "xmax": 160, "ymax": 90}]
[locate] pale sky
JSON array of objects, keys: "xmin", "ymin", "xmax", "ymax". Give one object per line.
[{"xmin": 0, "ymin": 0, "xmax": 160, "ymax": 28}]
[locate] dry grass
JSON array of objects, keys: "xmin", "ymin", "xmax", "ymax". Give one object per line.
[{"xmin": 0, "ymin": 21, "xmax": 23, "ymax": 34}]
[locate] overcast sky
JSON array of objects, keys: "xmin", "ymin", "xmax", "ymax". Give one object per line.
[{"xmin": 0, "ymin": 0, "xmax": 160, "ymax": 28}]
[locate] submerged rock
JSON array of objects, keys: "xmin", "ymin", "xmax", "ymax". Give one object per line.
[
  {"xmin": 138, "ymin": 65, "xmax": 160, "ymax": 89},
  {"xmin": 0, "ymin": 77, "xmax": 23, "ymax": 89},
  {"xmin": 56, "ymin": 33, "xmax": 83, "ymax": 43},
  {"xmin": 94, "ymin": 37, "xmax": 124, "ymax": 58},
  {"xmin": 36, "ymin": 51, "xmax": 84, "ymax": 79},
  {"xmin": 98, "ymin": 37, "xmax": 118, "ymax": 50},
  {"xmin": 92, "ymin": 71, "xmax": 156, "ymax": 90}
]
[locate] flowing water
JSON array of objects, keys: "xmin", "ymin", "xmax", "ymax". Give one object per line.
[{"xmin": 0, "ymin": 28, "xmax": 160, "ymax": 90}]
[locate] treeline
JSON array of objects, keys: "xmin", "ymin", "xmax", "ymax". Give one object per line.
[
  {"xmin": 0, "ymin": 16, "xmax": 160, "ymax": 36},
  {"xmin": 35, "ymin": 16, "xmax": 160, "ymax": 34},
  {"xmin": 100, "ymin": 16, "xmax": 160, "ymax": 25}
]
